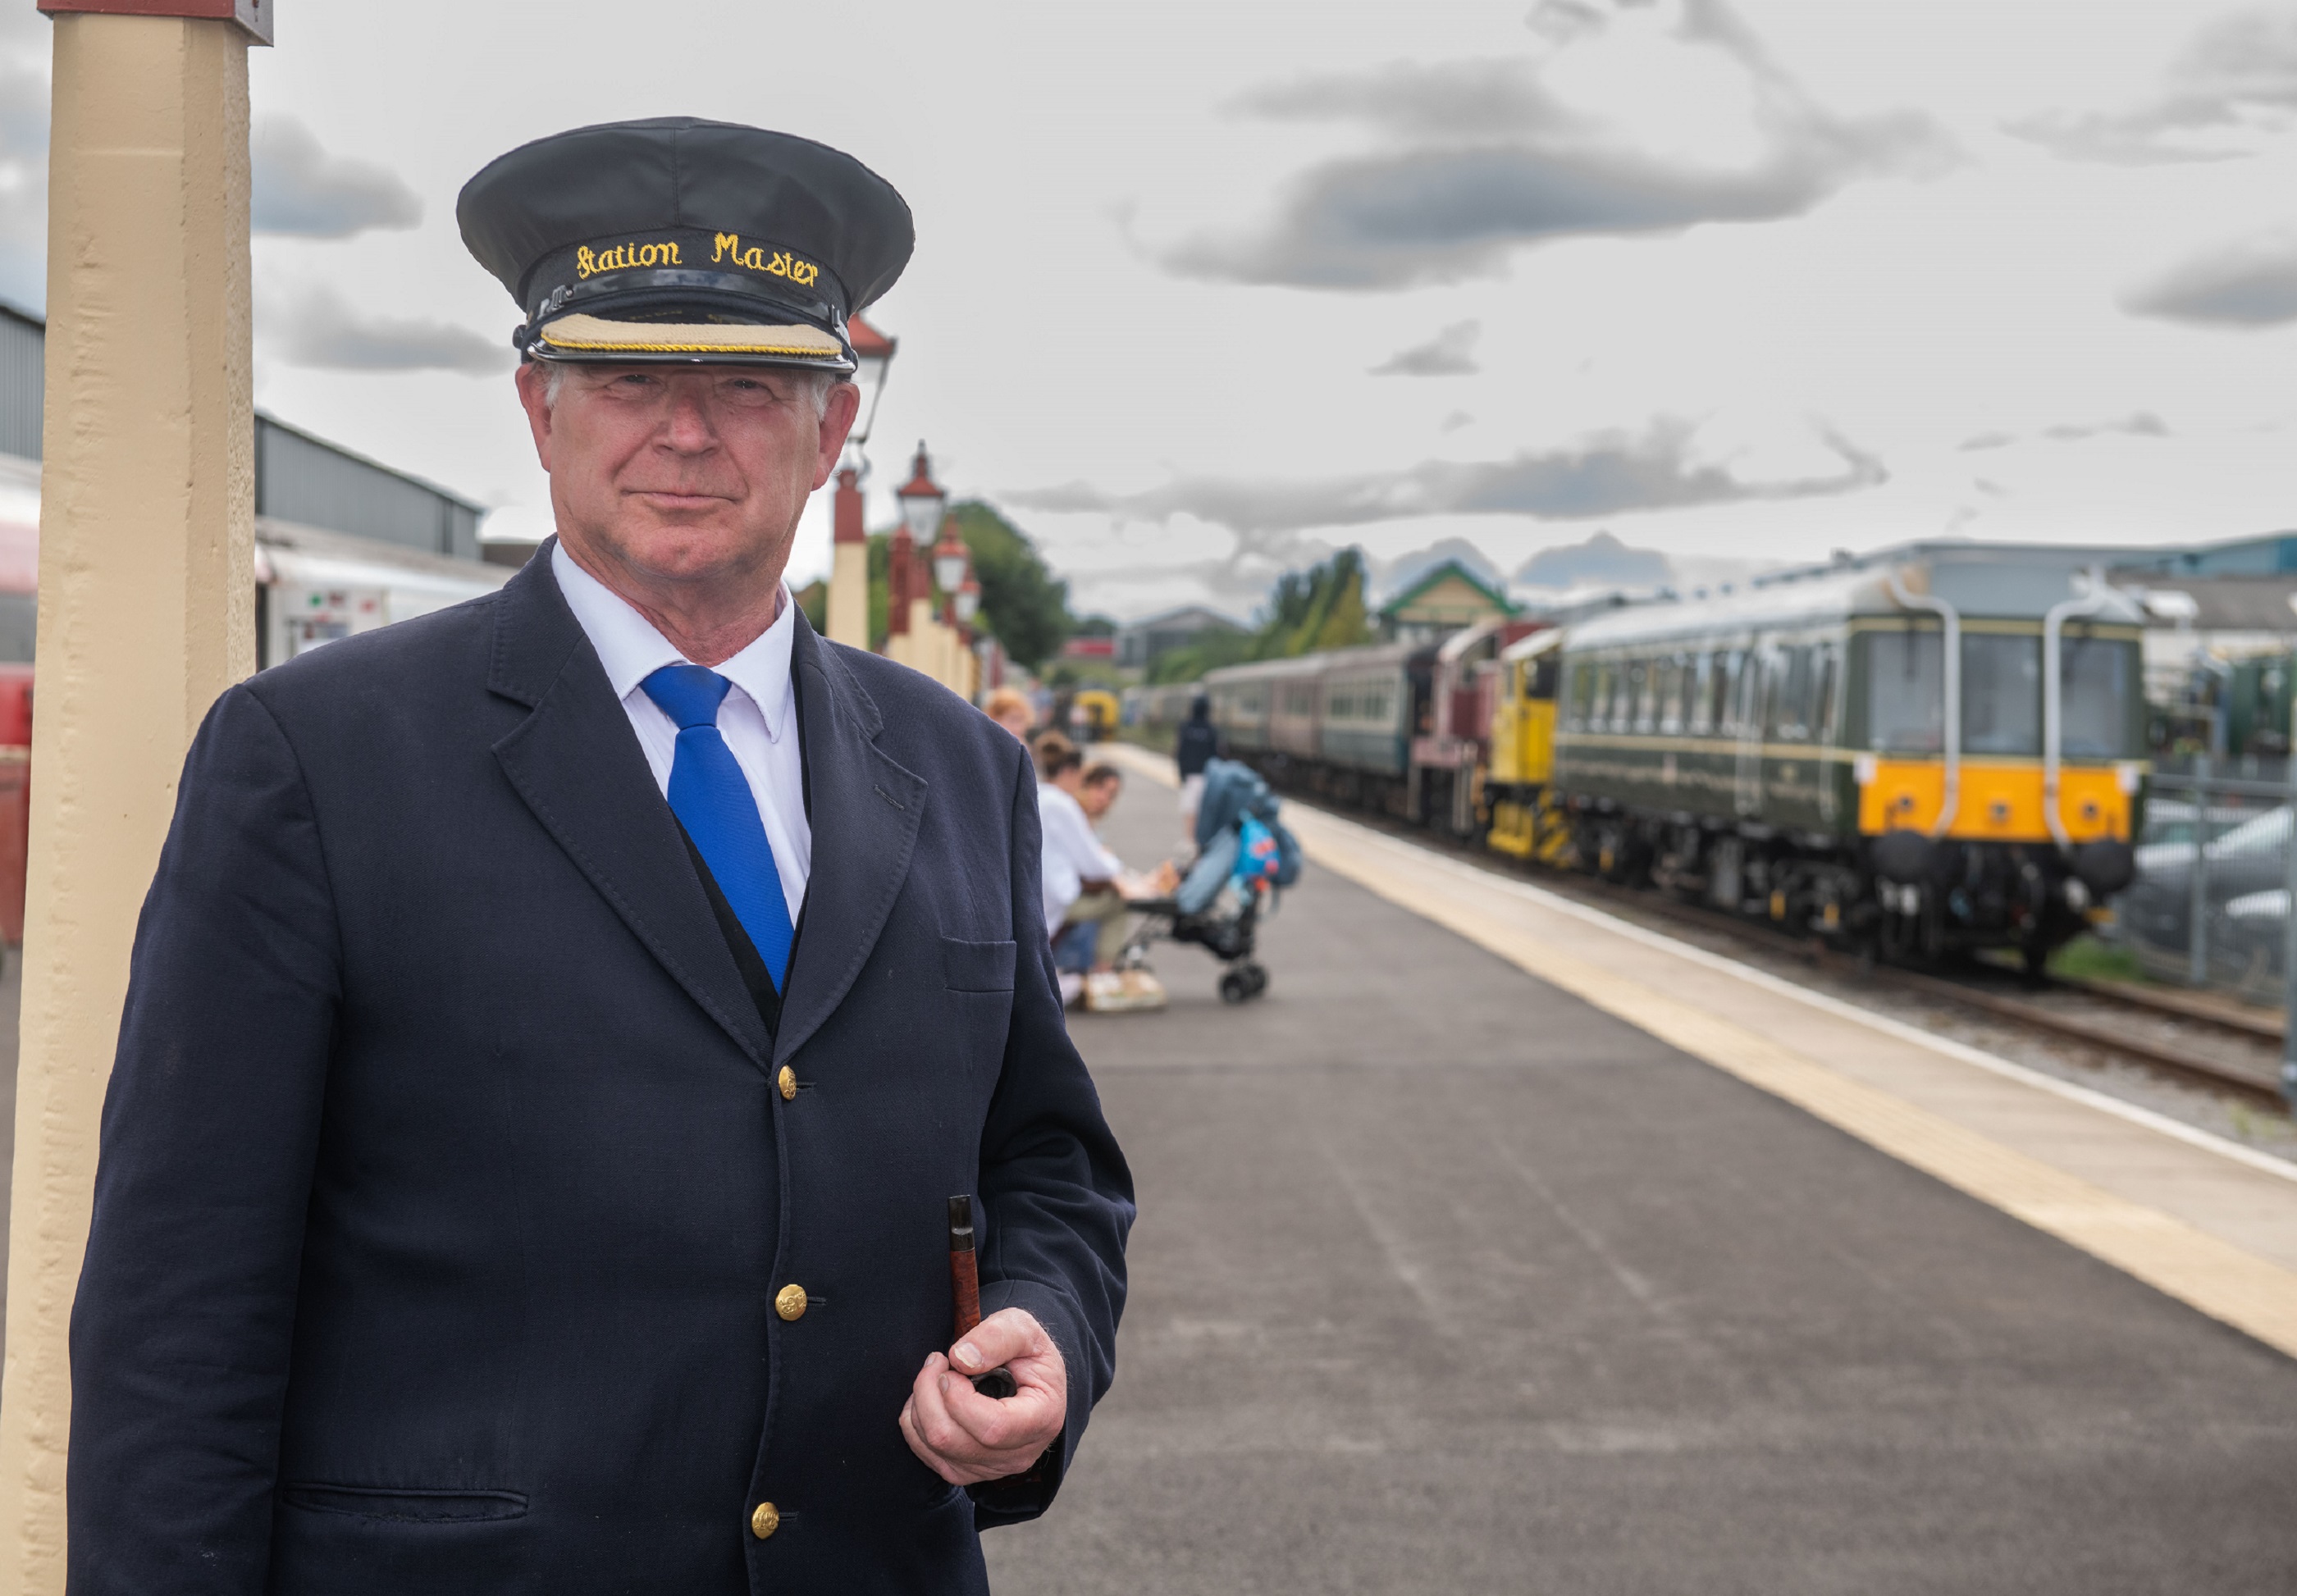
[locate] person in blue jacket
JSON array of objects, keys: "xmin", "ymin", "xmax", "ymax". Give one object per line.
[
  {"xmin": 66, "ymin": 119, "xmax": 1132, "ymax": 1596},
  {"xmin": 1174, "ymin": 694, "xmax": 1221, "ymax": 837}
]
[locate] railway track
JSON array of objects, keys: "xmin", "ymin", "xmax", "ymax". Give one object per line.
[{"xmin": 1280, "ymin": 791, "xmax": 2294, "ymax": 1114}]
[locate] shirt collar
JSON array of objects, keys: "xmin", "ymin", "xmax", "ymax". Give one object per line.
[{"xmin": 550, "ymin": 540, "xmax": 797, "ymax": 741}]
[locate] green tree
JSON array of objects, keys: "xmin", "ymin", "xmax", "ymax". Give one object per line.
[
  {"xmin": 1144, "ymin": 547, "xmax": 1373, "ymax": 684},
  {"xmin": 794, "ymin": 579, "xmax": 828, "ymax": 633},
  {"xmin": 947, "ymin": 499, "xmax": 1072, "ymax": 671}
]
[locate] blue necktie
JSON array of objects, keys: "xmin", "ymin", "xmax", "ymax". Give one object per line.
[{"xmin": 641, "ymin": 664, "xmax": 796, "ymax": 990}]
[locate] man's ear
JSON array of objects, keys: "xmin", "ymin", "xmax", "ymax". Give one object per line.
[
  {"xmin": 514, "ymin": 362, "xmax": 556, "ymax": 473},
  {"xmin": 811, "ymin": 381, "xmax": 862, "ymax": 489}
]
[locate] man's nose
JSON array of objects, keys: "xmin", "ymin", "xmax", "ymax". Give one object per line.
[{"xmin": 660, "ymin": 386, "xmax": 718, "ymax": 452}]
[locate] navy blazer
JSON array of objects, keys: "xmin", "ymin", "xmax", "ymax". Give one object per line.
[{"xmin": 67, "ymin": 549, "xmax": 1133, "ymax": 1594}]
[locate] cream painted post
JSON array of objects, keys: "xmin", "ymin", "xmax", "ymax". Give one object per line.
[
  {"xmin": 826, "ymin": 466, "xmax": 868, "ymax": 650},
  {"xmin": 0, "ymin": 11, "xmax": 259, "ymax": 1587}
]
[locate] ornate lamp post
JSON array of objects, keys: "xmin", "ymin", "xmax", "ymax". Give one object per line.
[
  {"xmin": 932, "ymin": 526, "xmax": 970, "ymax": 624},
  {"xmin": 826, "ymin": 312, "xmax": 895, "ymax": 649},
  {"xmin": 897, "ymin": 440, "xmax": 948, "ymax": 545},
  {"xmin": 847, "ymin": 312, "xmax": 895, "ymax": 447},
  {"xmin": 888, "ymin": 443, "xmax": 947, "ymax": 663}
]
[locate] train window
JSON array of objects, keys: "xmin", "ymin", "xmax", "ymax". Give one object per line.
[
  {"xmin": 1771, "ymin": 646, "xmax": 1811, "ymax": 740},
  {"xmin": 1655, "ymin": 657, "xmax": 1683, "ymax": 734},
  {"xmin": 1707, "ymin": 653, "xmax": 1734, "ymax": 734},
  {"xmin": 1630, "ymin": 660, "xmax": 1656, "ymax": 732},
  {"xmin": 1734, "ymin": 653, "xmax": 1765, "ymax": 737},
  {"xmin": 2060, "ymin": 632, "xmax": 2137, "ymax": 757},
  {"xmin": 1961, "ymin": 633, "xmax": 2042, "ymax": 756},
  {"xmin": 1866, "ymin": 630, "xmax": 1944, "ymax": 752},
  {"xmin": 1530, "ymin": 654, "xmax": 1559, "ymax": 701},
  {"xmin": 1812, "ymin": 644, "xmax": 1839, "ymax": 743},
  {"xmin": 1567, "ymin": 660, "xmax": 1594, "ymax": 728}
]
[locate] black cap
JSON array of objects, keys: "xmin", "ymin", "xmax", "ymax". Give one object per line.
[{"xmin": 457, "ymin": 117, "xmax": 913, "ymax": 372}]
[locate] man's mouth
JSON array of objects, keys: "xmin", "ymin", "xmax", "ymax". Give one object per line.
[{"xmin": 629, "ymin": 489, "xmax": 735, "ymax": 511}]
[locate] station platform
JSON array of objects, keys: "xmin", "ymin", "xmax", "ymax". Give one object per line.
[{"xmin": 987, "ymin": 743, "xmax": 2297, "ymax": 1595}]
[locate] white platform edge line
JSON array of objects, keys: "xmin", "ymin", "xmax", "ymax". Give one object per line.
[{"xmin": 1289, "ymin": 802, "xmax": 2297, "ymax": 1188}]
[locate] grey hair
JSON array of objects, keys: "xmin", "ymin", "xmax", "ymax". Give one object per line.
[{"xmin": 541, "ymin": 362, "xmax": 843, "ymax": 417}]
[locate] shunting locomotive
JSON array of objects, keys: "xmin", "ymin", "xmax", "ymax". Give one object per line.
[{"xmin": 1133, "ymin": 543, "xmax": 2150, "ymax": 969}]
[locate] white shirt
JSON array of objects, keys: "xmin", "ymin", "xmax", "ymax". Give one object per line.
[
  {"xmin": 551, "ymin": 542, "xmax": 811, "ymax": 924},
  {"xmin": 1037, "ymin": 782, "xmax": 1122, "ymax": 928}
]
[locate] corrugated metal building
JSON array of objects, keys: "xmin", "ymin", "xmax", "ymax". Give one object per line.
[
  {"xmin": 0, "ymin": 303, "xmax": 42, "ymax": 463},
  {"xmin": 0, "ymin": 303, "xmax": 507, "ymax": 668},
  {"xmin": 254, "ymin": 413, "xmax": 484, "ymax": 561},
  {"xmin": 0, "ymin": 302, "xmax": 489, "ymax": 561}
]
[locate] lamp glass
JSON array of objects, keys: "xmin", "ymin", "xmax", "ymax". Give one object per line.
[
  {"xmin": 851, "ymin": 349, "xmax": 891, "ymax": 444},
  {"xmin": 933, "ymin": 547, "xmax": 968, "ymax": 592},
  {"xmin": 955, "ymin": 586, "xmax": 980, "ymax": 623},
  {"xmin": 900, "ymin": 490, "xmax": 945, "ymax": 543}
]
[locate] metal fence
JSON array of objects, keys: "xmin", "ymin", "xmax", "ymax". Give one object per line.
[{"xmin": 2119, "ymin": 755, "xmax": 2297, "ymax": 996}]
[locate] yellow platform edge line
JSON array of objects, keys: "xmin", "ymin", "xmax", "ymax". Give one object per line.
[{"xmin": 1224, "ymin": 787, "xmax": 2297, "ymax": 1363}]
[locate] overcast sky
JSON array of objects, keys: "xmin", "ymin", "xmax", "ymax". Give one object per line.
[{"xmin": 3, "ymin": 1, "xmax": 2295, "ymax": 619}]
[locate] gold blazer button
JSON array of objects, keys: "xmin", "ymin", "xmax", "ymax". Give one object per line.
[{"xmin": 775, "ymin": 1284, "xmax": 808, "ymax": 1321}]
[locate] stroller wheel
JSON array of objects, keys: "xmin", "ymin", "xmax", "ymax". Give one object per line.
[
  {"xmin": 1218, "ymin": 969, "xmax": 1250, "ymax": 1005},
  {"xmin": 1244, "ymin": 962, "xmax": 1270, "ymax": 998}
]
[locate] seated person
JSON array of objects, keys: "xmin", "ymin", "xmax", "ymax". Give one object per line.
[
  {"xmin": 1035, "ymin": 736, "xmax": 1121, "ymax": 983},
  {"xmin": 983, "ymin": 685, "xmax": 1034, "ymax": 744},
  {"xmin": 1036, "ymin": 742, "xmax": 1171, "ymax": 984},
  {"xmin": 1066, "ymin": 764, "xmax": 1179, "ymax": 980}
]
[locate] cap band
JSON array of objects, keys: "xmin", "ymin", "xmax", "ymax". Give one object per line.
[{"xmin": 533, "ymin": 312, "xmax": 847, "ymax": 365}]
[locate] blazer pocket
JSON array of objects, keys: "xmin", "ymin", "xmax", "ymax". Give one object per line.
[
  {"xmin": 941, "ymin": 936, "xmax": 1016, "ymax": 993},
  {"xmin": 281, "ymin": 1483, "xmax": 528, "ymax": 1523}
]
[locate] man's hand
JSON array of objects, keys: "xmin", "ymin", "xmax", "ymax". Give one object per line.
[{"xmin": 899, "ymin": 1307, "xmax": 1066, "ymax": 1485}]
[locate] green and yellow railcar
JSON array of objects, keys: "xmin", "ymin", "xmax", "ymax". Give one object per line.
[{"xmin": 1550, "ymin": 549, "xmax": 2148, "ymax": 965}]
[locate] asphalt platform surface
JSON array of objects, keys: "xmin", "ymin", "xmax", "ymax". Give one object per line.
[{"xmin": 984, "ymin": 775, "xmax": 2297, "ymax": 1594}]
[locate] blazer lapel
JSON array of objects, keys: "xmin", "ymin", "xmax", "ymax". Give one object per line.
[
  {"xmin": 774, "ymin": 615, "xmax": 926, "ymax": 1065},
  {"xmin": 486, "ymin": 546, "xmax": 772, "ymax": 1067}
]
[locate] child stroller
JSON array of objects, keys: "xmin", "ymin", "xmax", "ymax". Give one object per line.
[{"xmin": 1118, "ymin": 759, "xmax": 1302, "ymax": 1003}]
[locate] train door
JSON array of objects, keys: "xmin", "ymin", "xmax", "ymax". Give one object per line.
[{"xmin": 1733, "ymin": 645, "xmax": 1766, "ymax": 817}]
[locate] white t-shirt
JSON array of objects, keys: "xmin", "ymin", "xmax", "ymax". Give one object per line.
[{"xmin": 1038, "ymin": 782, "xmax": 1122, "ymax": 928}]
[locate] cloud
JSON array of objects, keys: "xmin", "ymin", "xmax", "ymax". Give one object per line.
[
  {"xmin": 263, "ymin": 282, "xmax": 512, "ymax": 374},
  {"xmin": 1159, "ymin": 0, "xmax": 1947, "ymax": 290},
  {"xmin": 1439, "ymin": 410, "xmax": 1475, "ymax": 433},
  {"xmin": 1959, "ymin": 413, "xmax": 2172, "ymax": 449},
  {"xmin": 0, "ymin": 28, "xmax": 48, "ymax": 312},
  {"xmin": 1514, "ymin": 528, "xmax": 1674, "ymax": 591},
  {"xmin": 1234, "ymin": 57, "xmax": 1573, "ymax": 143},
  {"xmin": 1371, "ymin": 320, "xmax": 1480, "ymax": 376},
  {"xmin": 2012, "ymin": 9, "xmax": 2297, "ymax": 165},
  {"xmin": 252, "ymin": 118, "xmax": 422, "ymax": 238},
  {"xmin": 1009, "ymin": 417, "xmax": 1884, "ymax": 543},
  {"xmin": 2041, "ymin": 412, "xmax": 2170, "ymax": 442},
  {"xmin": 2124, "ymin": 226, "xmax": 2297, "ymax": 326}
]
